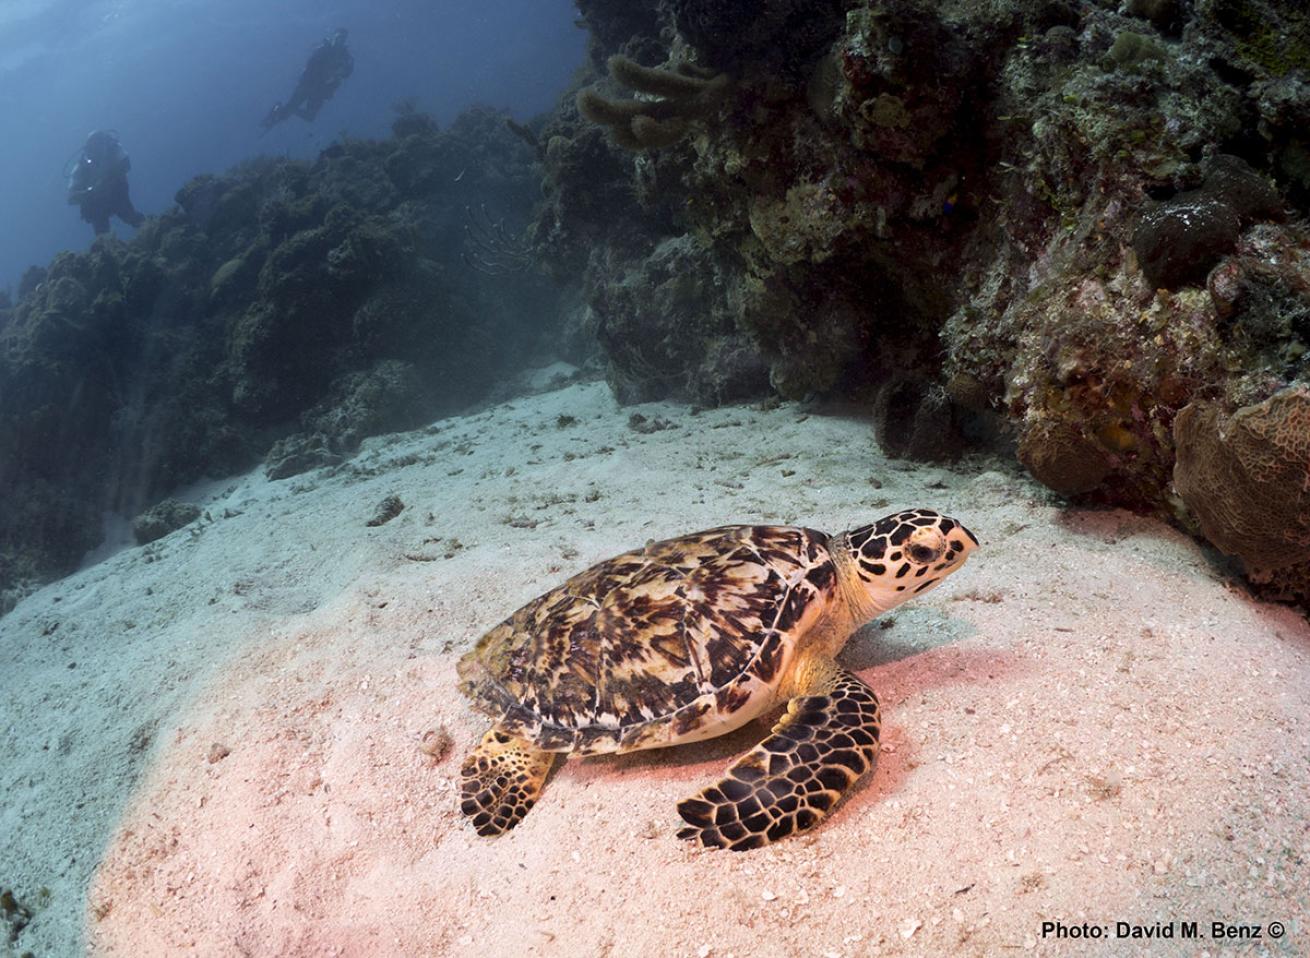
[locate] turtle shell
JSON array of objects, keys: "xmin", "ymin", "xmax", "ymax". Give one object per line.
[{"xmin": 457, "ymin": 525, "xmax": 840, "ymax": 755}]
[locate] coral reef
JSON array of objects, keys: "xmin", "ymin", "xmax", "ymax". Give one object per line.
[
  {"xmin": 7, "ymin": 0, "xmax": 1310, "ymax": 612},
  {"xmin": 0, "ymin": 106, "xmax": 559, "ymax": 607},
  {"xmin": 545, "ymin": 0, "xmax": 1310, "ymax": 609},
  {"xmin": 550, "ymin": 0, "xmax": 990, "ymax": 404},
  {"xmin": 1017, "ymin": 420, "xmax": 1110, "ymax": 497},
  {"xmin": 265, "ymin": 359, "xmax": 433, "ymax": 480},
  {"xmin": 264, "ymin": 433, "xmax": 344, "ymax": 482},
  {"xmin": 589, "ymin": 235, "xmax": 767, "ymax": 404}
]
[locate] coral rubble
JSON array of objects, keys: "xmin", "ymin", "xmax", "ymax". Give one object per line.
[{"xmin": 132, "ymin": 499, "xmax": 202, "ymax": 545}]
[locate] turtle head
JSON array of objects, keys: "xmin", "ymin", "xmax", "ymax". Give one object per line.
[{"xmin": 837, "ymin": 509, "xmax": 979, "ymax": 618}]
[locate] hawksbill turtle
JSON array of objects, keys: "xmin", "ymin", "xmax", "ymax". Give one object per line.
[{"xmin": 456, "ymin": 508, "xmax": 978, "ymax": 850}]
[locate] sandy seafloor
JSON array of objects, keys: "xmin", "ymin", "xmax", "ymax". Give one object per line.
[{"xmin": 1, "ymin": 373, "xmax": 1307, "ymax": 957}]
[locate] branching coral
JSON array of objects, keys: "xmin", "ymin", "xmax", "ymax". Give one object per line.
[
  {"xmin": 1173, "ymin": 386, "xmax": 1310, "ymax": 570},
  {"xmin": 576, "ymin": 55, "xmax": 727, "ymax": 150}
]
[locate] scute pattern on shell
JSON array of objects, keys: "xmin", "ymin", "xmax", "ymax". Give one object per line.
[{"xmin": 457, "ymin": 525, "xmax": 837, "ymax": 755}]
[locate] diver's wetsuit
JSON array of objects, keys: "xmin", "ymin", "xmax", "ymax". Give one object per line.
[
  {"xmin": 67, "ymin": 133, "xmax": 145, "ymax": 235},
  {"xmin": 263, "ymin": 31, "xmax": 354, "ymax": 130}
]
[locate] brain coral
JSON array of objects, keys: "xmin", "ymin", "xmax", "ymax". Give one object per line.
[
  {"xmin": 1018, "ymin": 418, "xmax": 1111, "ymax": 496},
  {"xmin": 1173, "ymin": 386, "xmax": 1310, "ymax": 570}
]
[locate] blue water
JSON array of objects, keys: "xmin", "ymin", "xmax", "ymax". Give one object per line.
[{"xmin": 0, "ymin": 0, "xmax": 586, "ymax": 292}]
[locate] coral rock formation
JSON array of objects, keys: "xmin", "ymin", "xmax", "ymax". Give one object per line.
[
  {"xmin": 1133, "ymin": 155, "xmax": 1284, "ymax": 289},
  {"xmin": 1173, "ymin": 387, "xmax": 1310, "ymax": 571},
  {"xmin": 668, "ymin": 0, "xmax": 846, "ymax": 73},
  {"xmin": 590, "ymin": 235, "xmax": 767, "ymax": 404},
  {"xmin": 872, "ymin": 378, "xmax": 964, "ymax": 463},
  {"xmin": 1018, "ymin": 420, "xmax": 1111, "ymax": 497},
  {"xmin": 549, "ymin": 0, "xmax": 1310, "ymax": 610},
  {"xmin": 1134, "ymin": 198, "xmax": 1242, "ymax": 291}
]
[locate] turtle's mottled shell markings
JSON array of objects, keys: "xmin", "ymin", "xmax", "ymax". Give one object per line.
[{"xmin": 457, "ymin": 526, "xmax": 838, "ymax": 755}]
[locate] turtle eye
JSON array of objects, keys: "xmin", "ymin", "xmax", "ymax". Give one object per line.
[{"xmin": 907, "ymin": 542, "xmax": 940, "ymax": 564}]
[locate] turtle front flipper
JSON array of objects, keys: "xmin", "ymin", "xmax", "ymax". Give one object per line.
[
  {"xmin": 676, "ymin": 660, "xmax": 881, "ymax": 850},
  {"xmin": 459, "ymin": 729, "xmax": 557, "ymax": 837}
]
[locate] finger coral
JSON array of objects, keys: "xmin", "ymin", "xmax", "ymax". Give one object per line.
[{"xmin": 576, "ymin": 55, "xmax": 727, "ymax": 150}]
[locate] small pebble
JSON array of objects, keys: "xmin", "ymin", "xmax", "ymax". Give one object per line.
[
  {"xmin": 697, "ymin": 946, "xmax": 711, "ymax": 958},
  {"xmin": 761, "ymin": 889, "xmax": 777, "ymax": 902},
  {"xmin": 207, "ymin": 743, "xmax": 231, "ymax": 764},
  {"xmin": 418, "ymin": 726, "xmax": 453, "ymax": 762},
  {"xmin": 900, "ymin": 918, "xmax": 921, "ymax": 939}
]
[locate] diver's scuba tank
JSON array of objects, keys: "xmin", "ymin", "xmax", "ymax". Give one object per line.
[
  {"xmin": 65, "ymin": 152, "xmax": 97, "ymax": 202},
  {"xmin": 64, "ymin": 130, "xmax": 123, "ymax": 201}
]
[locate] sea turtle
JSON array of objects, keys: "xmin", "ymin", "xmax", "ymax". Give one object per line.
[{"xmin": 456, "ymin": 508, "xmax": 978, "ymax": 850}]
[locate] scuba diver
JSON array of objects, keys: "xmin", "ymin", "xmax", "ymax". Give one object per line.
[
  {"xmin": 66, "ymin": 130, "xmax": 145, "ymax": 236},
  {"xmin": 261, "ymin": 28, "xmax": 354, "ymax": 132}
]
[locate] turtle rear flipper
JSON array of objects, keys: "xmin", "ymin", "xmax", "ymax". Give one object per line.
[
  {"xmin": 676, "ymin": 662, "xmax": 881, "ymax": 850},
  {"xmin": 459, "ymin": 729, "xmax": 556, "ymax": 836}
]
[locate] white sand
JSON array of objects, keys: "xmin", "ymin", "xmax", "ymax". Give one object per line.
[{"xmin": 1, "ymin": 378, "xmax": 1307, "ymax": 957}]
